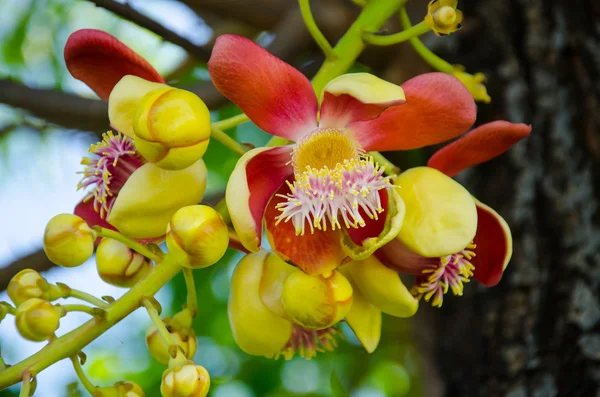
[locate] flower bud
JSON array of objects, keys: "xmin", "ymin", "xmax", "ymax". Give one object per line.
[
  {"xmin": 160, "ymin": 361, "xmax": 210, "ymax": 397},
  {"xmin": 43, "ymin": 214, "xmax": 94, "ymax": 268},
  {"xmin": 146, "ymin": 319, "xmax": 197, "ymax": 365},
  {"xmin": 281, "ymin": 270, "xmax": 353, "ymax": 330},
  {"xmin": 424, "ymin": 0, "xmax": 463, "ymax": 36},
  {"xmin": 96, "ymin": 238, "xmax": 152, "ymax": 288},
  {"xmin": 94, "ymin": 381, "xmax": 145, "ymax": 397},
  {"xmin": 166, "ymin": 205, "xmax": 229, "ymax": 269},
  {"xmin": 15, "ymin": 298, "xmax": 61, "ymax": 341},
  {"xmin": 133, "ymin": 87, "xmax": 211, "ymax": 170},
  {"xmin": 453, "ymin": 69, "xmax": 491, "ymax": 104},
  {"xmin": 7, "ymin": 269, "xmax": 63, "ymax": 306}
]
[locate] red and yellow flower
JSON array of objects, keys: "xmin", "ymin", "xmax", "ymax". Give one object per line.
[
  {"xmin": 64, "ymin": 30, "xmax": 209, "ymax": 240},
  {"xmin": 209, "ymin": 34, "xmax": 479, "ymax": 276}
]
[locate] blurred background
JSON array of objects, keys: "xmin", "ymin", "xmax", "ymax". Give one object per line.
[{"xmin": 0, "ymin": 0, "xmax": 598, "ymax": 396}]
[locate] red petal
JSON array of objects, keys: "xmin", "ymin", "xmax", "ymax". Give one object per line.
[
  {"xmin": 74, "ymin": 199, "xmax": 114, "ymax": 230},
  {"xmin": 208, "ymin": 34, "xmax": 318, "ymax": 141},
  {"xmin": 64, "ymin": 29, "xmax": 164, "ymax": 101},
  {"xmin": 264, "ymin": 182, "xmax": 348, "ymax": 276},
  {"xmin": 347, "ymin": 73, "xmax": 476, "ymax": 151},
  {"xmin": 428, "ymin": 121, "xmax": 532, "ymax": 177},
  {"xmin": 472, "ymin": 201, "xmax": 512, "ymax": 287},
  {"xmin": 375, "ymin": 237, "xmax": 431, "ymax": 275},
  {"xmin": 346, "ymin": 190, "xmax": 389, "ymax": 244},
  {"xmin": 320, "ymin": 92, "xmax": 405, "ymax": 128}
]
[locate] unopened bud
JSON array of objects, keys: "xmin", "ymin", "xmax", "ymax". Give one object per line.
[
  {"xmin": 96, "ymin": 238, "xmax": 152, "ymax": 288},
  {"xmin": 453, "ymin": 68, "xmax": 491, "ymax": 103},
  {"xmin": 424, "ymin": 0, "xmax": 463, "ymax": 36},
  {"xmin": 133, "ymin": 88, "xmax": 211, "ymax": 170},
  {"xmin": 15, "ymin": 298, "xmax": 61, "ymax": 341},
  {"xmin": 160, "ymin": 361, "xmax": 210, "ymax": 397},
  {"xmin": 166, "ymin": 205, "xmax": 229, "ymax": 269},
  {"xmin": 7, "ymin": 269, "xmax": 63, "ymax": 306},
  {"xmin": 281, "ymin": 270, "xmax": 353, "ymax": 330},
  {"xmin": 146, "ymin": 319, "xmax": 197, "ymax": 365},
  {"xmin": 94, "ymin": 381, "xmax": 145, "ymax": 397},
  {"xmin": 43, "ymin": 214, "xmax": 94, "ymax": 268}
]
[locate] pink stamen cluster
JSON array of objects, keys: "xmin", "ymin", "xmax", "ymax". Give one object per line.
[
  {"xmin": 275, "ymin": 157, "xmax": 392, "ymax": 235},
  {"xmin": 412, "ymin": 243, "xmax": 476, "ymax": 308},
  {"xmin": 78, "ymin": 131, "xmax": 144, "ymax": 218},
  {"xmin": 276, "ymin": 325, "xmax": 341, "ymax": 360}
]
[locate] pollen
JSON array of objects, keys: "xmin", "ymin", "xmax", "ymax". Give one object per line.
[
  {"xmin": 292, "ymin": 128, "xmax": 362, "ymax": 174},
  {"xmin": 77, "ymin": 131, "xmax": 144, "ymax": 218},
  {"xmin": 412, "ymin": 243, "xmax": 476, "ymax": 308},
  {"xmin": 275, "ymin": 324, "xmax": 341, "ymax": 360},
  {"xmin": 275, "ymin": 156, "xmax": 393, "ymax": 235}
]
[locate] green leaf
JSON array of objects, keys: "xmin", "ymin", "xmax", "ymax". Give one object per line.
[{"xmin": 330, "ymin": 371, "xmax": 350, "ymax": 397}]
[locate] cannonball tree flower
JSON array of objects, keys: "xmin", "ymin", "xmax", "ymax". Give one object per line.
[
  {"xmin": 208, "ymin": 34, "xmax": 477, "ymax": 276},
  {"xmin": 64, "ymin": 30, "xmax": 208, "ymax": 239},
  {"xmin": 369, "ymin": 121, "xmax": 532, "ymax": 307}
]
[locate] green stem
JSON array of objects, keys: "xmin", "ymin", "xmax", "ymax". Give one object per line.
[
  {"xmin": 142, "ymin": 298, "xmax": 174, "ymax": 345},
  {"xmin": 298, "ymin": 0, "xmax": 336, "ymax": 58},
  {"xmin": 214, "ymin": 199, "xmax": 231, "ymax": 225},
  {"xmin": 66, "ymin": 289, "xmax": 109, "ymax": 309},
  {"xmin": 211, "ymin": 126, "xmax": 247, "ymax": 156},
  {"xmin": 182, "ymin": 269, "xmax": 198, "ymax": 317},
  {"xmin": 60, "ymin": 304, "xmax": 100, "ymax": 316},
  {"xmin": 212, "ymin": 113, "xmax": 249, "ymax": 131},
  {"xmin": 18, "ymin": 373, "xmax": 31, "ymax": 397},
  {"xmin": 362, "ymin": 20, "xmax": 430, "ymax": 46},
  {"xmin": 92, "ymin": 227, "xmax": 161, "ymax": 262},
  {"xmin": 70, "ymin": 356, "xmax": 96, "ymax": 396},
  {"xmin": 369, "ymin": 151, "xmax": 400, "ymax": 176},
  {"xmin": 0, "ymin": 255, "xmax": 182, "ymax": 389},
  {"xmin": 399, "ymin": 8, "xmax": 454, "ymax": 74}
]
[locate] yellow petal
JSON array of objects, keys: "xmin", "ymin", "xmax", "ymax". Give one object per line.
[
  {"xmin": 346, "ymin": 256, "xmax": 418, "ymax": 318},
  {"xmin": 108, "ymin": 75, "xmax": 169, "ymax": 138},
  {"xmin": 322, "ymin": 73, "xmax": 405, "ymax": 104},
  {"xmin": 395, "ymin": 166, "xmax": 477, "ymax": 257},
  {"xmin": 228, "ymin": 251, "xmax": 292, "ymax": 358},
  {"xmin": 107, "ymin": 160, "xmax": 207, "ymax": 239},
  {"xmin": 134, "ymin": 137, "xmax": 210, "ymax": 171},
  {"xmin": 259, "ymin": 253, "xmax": 299, "ymax": 319},
  {"xmin": 340, "ymin": 267, "xmax": 381, "ymax": 353}
]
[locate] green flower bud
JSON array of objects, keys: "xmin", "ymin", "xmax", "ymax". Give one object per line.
[
  {"xmin": 96, "ymin": 238, "xmax": 152, "ymax": 288},
  {"xmin": 43, "ymin": 214, "xmax": 94, "ymax": 268},
  {"xmin": 7, "ymin": 269, "xmax": 63, "ymax": 306},
  {"xmin": 146, "ymin": 318, "xmax": 197, "ymax": 365},
  {"xmin": 166, "ymin": 205, "xmax": 229, "ymax": 269},
  {"xmin": 160, "ymin": 361, "xmax": 210, "ymax": 397},
  {"xmin": 15, "ymin": 298, "xmax": 61, "ymax": 341}
]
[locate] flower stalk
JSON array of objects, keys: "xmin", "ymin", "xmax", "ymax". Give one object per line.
[
  {"xmin": 298, "ymin": 0, "xmax": 336, "ymax": 59},
  {"xmin": 211, "ymin": 126, "xmax": 247, "ymax": 156},
  {"xmin": 362, "ymin": 20, "xmax": 431, "ymax": 46},
  {"xmin": 183, "ymin": 268, "xmax": 198, "ymax": 317},
  {"xmin": 70, "ymin": 356, "xmax": 96, "ymax": 396},
  {"xmin": 92, "ymin": 226, "xmax": 160, "ymax": 262},
  {"xmin": 18, "ymin": 373, "xmax": 31, "ymax": 397},
  {"xmin": 60, "ymin": 285, "xmax": 110, "ymax": 309}
]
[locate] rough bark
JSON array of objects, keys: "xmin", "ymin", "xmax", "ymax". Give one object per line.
[{"xmin": 433, "ymin": 0, "xmax": 600, "ymax": 396}]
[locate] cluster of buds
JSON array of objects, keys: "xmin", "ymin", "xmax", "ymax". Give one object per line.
[{"xmin": 146, "ymin": 309, "xmax": 197, "ymax": 365}]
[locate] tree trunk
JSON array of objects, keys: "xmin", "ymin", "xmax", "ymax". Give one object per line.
[{"xmin": 433, "ymin": 0, "xmax": 600, "ymax": 396}]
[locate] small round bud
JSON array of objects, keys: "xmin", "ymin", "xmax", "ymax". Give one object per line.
[
  {"xmin": 281, "ymin": 270, "xmax": 353, "ymax": 330},
  {"xmin": 94, "ymin": 381, "xmax": 145, "ymax": 397},
  {"xmin": 166, "ymin": 205, "xmax": 229, "ymax": 269},
  {"xmin": 7, "ymin": 269, "xmax": 62, "ymax": 306},
  {"xmin": 133, "ymin": 88, "xmax": 211, "ymax": 170},
  {"xmin": 43, "ymin": 214, "xmax": 94, "ymax": 268},
  {"xmin": 424, "ymin": 0, "xmax": 463, "ymax": 36},
  {"xmin": 96, "ymin": 238, "xmax": 152, "ymax": 288},
  {"xmin": 15, "ymin": 298, "xmax": 61, "ymax": 341},
  {"xmin": 146, "ymin": 320, "xmax": 197, "ymax": 365},
  {"xmin": 160, "ymin": 361, "xmax": 210, "ymax": 397}
]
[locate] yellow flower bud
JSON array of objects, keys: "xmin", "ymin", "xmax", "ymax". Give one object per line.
[
  {"xmin": 146, "ymin": 320, "xmax": 197, "ymax": 365},
  {"xmin": 160, "ymin": 361, "xmax": 210, "ymax": 397},
  {"xmin": 43, "ymin": 214, "xmax": 94, "ymax": 268},
  {"xmin": 453, "ymin": 68, "xmax": 491, "ymax": 103},
  {"xmin": 166, "ymin": 205, "xmax": 229, "ymax": 269},
  {"xmin": 394, "ymin": 167, "xmax": 477, "ymax": 258},
  {"xmin": 96, "ymin": 238, "xmax": 152, "ymax": 288},
  {"xmin": 7, "ymin": 269, "xmax": 63, "ymax": 306},
  {"xmin": 15, "ymin": 298, "xmax": 61, "ymax": 341},
  {"xmin": 94, "ymin": 381, "xmax": 145, "ymax": 397},
  {"xmin": 133, "ymin": 87, "xmax": 211, "ymax": 171},
  {"xmin": 424, "ymin": 0, "xmax": 463, "ymax": 36},
  {"xmin": 281, "ymin": 270, "xmax": 353, "ymax": 330}
]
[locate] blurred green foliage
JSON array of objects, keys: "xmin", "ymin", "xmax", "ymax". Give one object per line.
[{"xmin": 0, "ymin": 1, "xmax": 427, "ymax": 396}]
